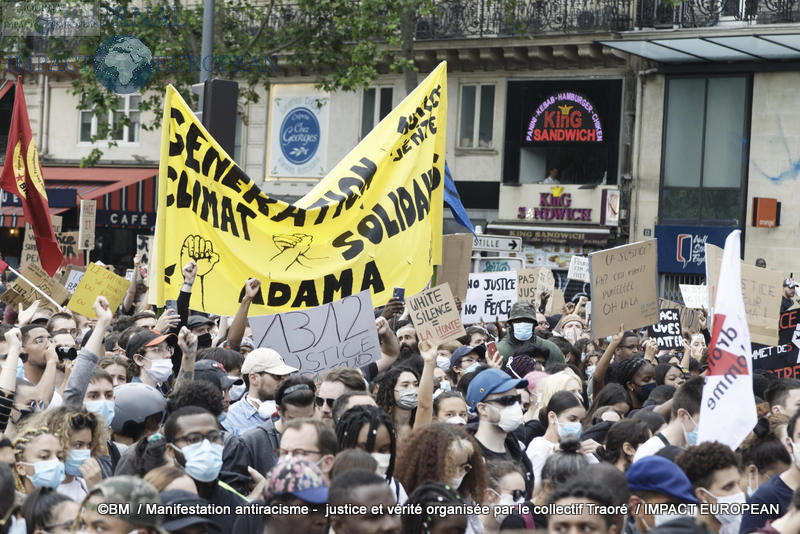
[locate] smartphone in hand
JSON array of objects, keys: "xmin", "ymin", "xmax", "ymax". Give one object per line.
[
  {"xmin": 393, "ymin": 287, "xmax": 405, "ymax": 301},
  {"xmin": 486, "ymin": 341, "xmax": 499, "ymax": 360}
]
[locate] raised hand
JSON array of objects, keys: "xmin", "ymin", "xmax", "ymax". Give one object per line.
[
  {"xmin": 92, "ymin": 296, "xmax": 113, "ymax": 325},
  {"xmin": 177, "ymin": 326, "xmax": 198, "ymax": 355},
  {"xmin": 419, "ymin": 340, "xmax": 437, "ymax": 365},
  {"xmin": 4, "ymin": 328, "xmax": 21, "ymax": 352},
  {"xmin": 17, "ymin": 300, "xmax": 41, "ymax": 327},
  {"xmin": 155, "ymin": 308, "xmax": 180, "ymax": 334},
  {"xmin": 244, "ymin": 278, "xmax": 261, "ymax": 300},
  {"xmin": 182, "ymin": 260, "xmax": 198, "ymax": 285},
  {"xmin": 180, "ymin": 235, "xmax": 220, "ymax": 278}
]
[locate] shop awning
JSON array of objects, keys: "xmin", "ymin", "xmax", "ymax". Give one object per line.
[
  {"xmin": 0, "ymin": 206, "xmax": 70, "ymax": 227},
  {"xmin": 600, "ymin": 33, "xmax": 800, "ymax": 63},
  {"xmin": 43, "ymin": 167, "xmax": 158, "ymax": 212}
]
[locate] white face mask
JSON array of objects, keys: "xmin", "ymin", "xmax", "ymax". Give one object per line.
[
  {"xmin": 449, "ymin": 473, "xmax": 466, "ymax": 490},
  {"xmin": 371, "ymin": 452, "xmax": 391, "ymax": 477},
  {"xmin": 146, "ymin": 358, "xmax": 173, "ymax": 383},
  {"xmin": 701, "ymin": 489, "xmax": 746, "ymax": 530},
  {"xmin": 495, "ymin": 403, "xmax": 524, "ymax": 433},
  {"xmin": 254, "ymin": 399, "xmax": 276, "ymax": 420},
  {"xmin": 229, "ymin": 381, "xmax": 246, "ymax": 402},
  {"xmin": 446, "ymin": 416, "xmax": 467, "ymax": 426}
]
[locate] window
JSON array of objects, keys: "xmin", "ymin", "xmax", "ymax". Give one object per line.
[
  {"xmin": 660, "ymin": 76, "xmax": 749, "ymax": 224},
  {"xmin": 79, "ymin": 95, "xmax": 140, "ymax": 144},
  {"xmin": 459, "ymin": 84, "xmax": 494, "ymax": 148},
  {"xmin": 233, "ymin": 114, "xmax": 243, "ymax": 164},
  {"xmin": 361, "ymin": 87, "xmax": 393, "ymax": 138}
]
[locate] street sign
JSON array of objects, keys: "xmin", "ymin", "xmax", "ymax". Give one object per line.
[{"xmin": 473, "ymin": 234, "xmax": 522, "ymax": 253}]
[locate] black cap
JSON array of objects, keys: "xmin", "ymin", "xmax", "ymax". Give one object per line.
[
  {"xmin": 194, "ymin": 360, "xmax": 242, "ymax": 391},
  {"xmin": 187, "ymin": 315, "xmax": 215, "ymax": 330}
]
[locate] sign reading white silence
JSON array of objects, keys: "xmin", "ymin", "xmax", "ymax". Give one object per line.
[
  {"xmin": 248, "ymin": 290, "xmax": 380, "ymax": 375},
  {"xmin": 462, "ymin": 271, "xmax": 518, "ymax": 324}
]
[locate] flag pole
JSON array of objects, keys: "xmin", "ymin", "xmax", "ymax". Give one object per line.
[{"xmin": 5, "ymin": 265, "xmax": 62, "ymax": 310}]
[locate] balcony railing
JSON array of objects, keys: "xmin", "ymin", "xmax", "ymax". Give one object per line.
[{"xmin": 635, "ymin": 0, "xmax": 799, "ymax": 28}]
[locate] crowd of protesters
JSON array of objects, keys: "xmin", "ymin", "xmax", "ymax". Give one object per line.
[{"xmin": 0, "ymin": 257, "xmax": 799, "ymax": 534}]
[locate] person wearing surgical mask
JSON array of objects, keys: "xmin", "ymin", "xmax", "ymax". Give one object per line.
[
  {"xmin": 738, "ymin": 418, "xmax": 791, "ymax": 500},
  {"xmin": 164, "ymin": 406, "xmax": 247, "ymax": 534},
  {"xmin": 447, "ymin": 345, "xmax": 486, "ymax": 388},
  {"xmin": 10, "ymin": 426, "xmax": 65, "ymax": 495},
  {"xmin": 127, "ymin": 329, "xmax": 177, "ymax": 392},
  {"xmin": 394, "ymin": 422, "xmax": 486, "ymax": 534},
  {"xmin": 498, "ymin": 302, "xmax": 564, "ymax": 368},
  {"xmin": 465, "ymin": 368, "xmax": 535, "ymax": 497},
  {"xmin": 526, "ymin": 390, "xmax": 599, "ymax": 488},
  {"xmin": 675, "ymin": 441, "xmax": 746, "ymax": 534},
  {"xmin": 374, "ymin": 368, "xmax": 419, "ymax": 442},
  {"xmin": 482, "ymin": 460, "xmax": 534, "ymax": 532},
  {"xmin": 626, "ymin": 456, "xmax": 700, "ymax": 534},
  {"xmin": 433, "ymin": 392, "xmax": 468, "ymax": 425}
]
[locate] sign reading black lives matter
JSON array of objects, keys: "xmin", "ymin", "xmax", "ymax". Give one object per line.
[{"xmin": 647, "ymin": 308, "xmax": 684, "ymax": 350}]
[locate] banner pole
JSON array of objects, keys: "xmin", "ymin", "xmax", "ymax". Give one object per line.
[{"xmin": 5, "ymin": 265, "xmax": 62, "ymax": 309}]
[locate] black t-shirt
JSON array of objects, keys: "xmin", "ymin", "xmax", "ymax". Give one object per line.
[{"xmin": 476, "ymin": 440, "xmax": 513, "ymax": 462}]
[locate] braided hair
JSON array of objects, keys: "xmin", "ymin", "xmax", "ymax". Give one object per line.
[
  {"xmin": 609, "ymin": 356, "xmax": 651, "ymax": 405},
  {"xmin": 336, "ymin": 405, "xmax": 396, "ymax": 481},
  {"xmin": 401, "ymin": 481, "xmax": 464, "ymax": 534},
  {"xmin": 11, "ymin": 426, "xmax": 57, "ymax": 492}
]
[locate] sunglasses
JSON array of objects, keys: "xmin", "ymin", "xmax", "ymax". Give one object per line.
[
  {"xmin": 315, "ymin": 396, "xmax": 336, "ymax": 408},
  {"xmin": 487, "ymin": 394, "xmax": 522, "ymax": 407}
]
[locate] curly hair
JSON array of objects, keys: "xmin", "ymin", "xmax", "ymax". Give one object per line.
[
  {"xmin": 740, "ymin": 418, "xmax": 791, "ymax": 473},
  {"xmin": 98, "ymin": 354, "xmax": 132, "ymax": 383},
  {"xmin": 675, "ymin": 441, "xmax": 741, "ymax": 489},
  {"xmin": 336, "ymin": 405, "xmax": 396, "ymax": 481},
  {"xmin": 32, "ymin": 406, "xmax": 108, "ymax": 458},
  {"xmin": 395, "ymin": 422, "xmax": 487, "ymax": 503},
  {"xmin": 166, "ymin": 380, "xmax": 224, "ymax": 417},
  {"xmin": 373, "ymin": 367, "xmax": 419, "ymax": 419},
  {"xmin": 401, "ymin": 481, "xmax": 465, "ymax": 534},
  {"xmin": 11, "ymin": 426, "xmax": 58, "ymax": 492}
]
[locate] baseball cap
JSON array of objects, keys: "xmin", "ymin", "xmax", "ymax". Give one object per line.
[
  {"xmin": 466, "ymin": 368, "xmax": 528, "ymax": 409},
  {"xmin": 194, "ymin": 360, "xmax": 243, "ymax": 391},
  {"xmin": 241, "ymin": 348, "xmax": 298, "ymax": 375},
  {"xmin": 626, "ymin": 456, "xmax": 698, "ymax": 504},
  {"xmin": 450, "ymin": 344, "xmax": 487, "ymax": 368},
  {"xmin": 785, "ymin": 278, "xmax": 799, "ymax": 288},
  {"xmin": 126, "ymin": 329, "xmax": 176, "ymax": 359},
  {"xmin": 187, "ymin": 315, "xmax": 215, "ymax": 330},
  {"xmin": 263, "ymin": 456, "xmax": 328, "ymax": 504},
  {"xmin": 160, "ymin": 490, "xmax": 220, "ymax": 533},
  {"xmin": 82, "ymin": 476, "xmax": 168, "ymax": 534}
]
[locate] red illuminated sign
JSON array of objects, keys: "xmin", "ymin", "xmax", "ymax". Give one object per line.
[{"xmin": 525, "ymin": 92, "xmax": 603, "ymax": 143}]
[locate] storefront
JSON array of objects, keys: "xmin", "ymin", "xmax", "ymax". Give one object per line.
[{"xmin": 0, "ymin": 166, "xmax": 156, "ymax": 269}]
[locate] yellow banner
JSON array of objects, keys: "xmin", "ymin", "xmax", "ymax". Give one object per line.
[{"xmin": 150, "ymin": 63, "xmax": 447, "ymax": 315}]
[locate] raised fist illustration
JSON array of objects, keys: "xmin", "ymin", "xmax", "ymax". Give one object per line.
[{"xmin": 180, "ymin": 235, "xmax": 220, "ymax": 278}]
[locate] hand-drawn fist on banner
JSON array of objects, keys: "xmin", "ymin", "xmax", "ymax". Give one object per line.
[
  {"xmin": 270, "ymin": 233, "xmax": 313, "ymax": 271},
  {"xmin": 180, "ymin": 235, "xmax": 220, "ymax": 278}
]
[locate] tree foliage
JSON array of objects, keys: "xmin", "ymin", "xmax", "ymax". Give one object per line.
[{"xmin": 0, "ymin": 0, "xmax": 432, "ymax": 165}]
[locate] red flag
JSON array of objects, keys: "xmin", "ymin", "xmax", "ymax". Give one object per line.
[
  {"xmin": 0, "ymin": 258, "xmax": 7, "ymax": 274},
  {"xmin": 0, "ymin": 76, "xmax": 62, "ymax": 275}
]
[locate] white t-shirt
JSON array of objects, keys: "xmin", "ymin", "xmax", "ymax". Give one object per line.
[
  {"xmin": 57, "ymin": 476, "xmax": 88, "ymax": 501},
  {"xmin": 526, "ymin": 436, "xmax": 599, "ymax": 484},
  {"xmin": 632, "ymin": 434, "xmax": 670, "ymax": 463}
]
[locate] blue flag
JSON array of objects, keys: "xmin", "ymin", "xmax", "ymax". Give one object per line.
[{"xmin": 444, "ymin": 163, "xmax": 475, "ymax": 235}]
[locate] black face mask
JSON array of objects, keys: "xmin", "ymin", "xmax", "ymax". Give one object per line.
[{"xmin": 197, "ymin": 333, "xmax": 212, "ymax": 349}]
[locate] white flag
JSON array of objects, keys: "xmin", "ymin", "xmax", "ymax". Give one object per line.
[{"xmin": 697, "ymin": 230, "xmax": 756, "ymax": 449}]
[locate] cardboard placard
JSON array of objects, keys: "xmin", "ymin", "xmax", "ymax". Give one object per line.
[
  {"xmin": 62, "ymin": 266, "xmax": 86, "ymax": 294},
  {"xmin": 659, "ymin": 298, "xmax": 703, "ymax": 334},
  {"xmin": 517, "ymin": 268, "xmax": 555, "ymax": 314},
  {"xmin": 0, "ymin": 264, "xmax": 70, "ymax": 312},
  {"xmin": 406, "ymin": 283, "xmax": 466, "ymax": 347},
  {"xmin": 567, "ymin": 255, "xmax": 590, "ymax": 283},
  {"xmin": 67, "ymin": 262, "xmax": 130, "ymax": 318},
  {"xmin": 78, "ymin": 199, "xmax": 96, "ymax": 250},
  {"xmin": 647, "ymin": 308, "xmax": 684, "ymax": 349},
  {"xmin": 248, "ymin": 289, "xmax": 380, "ymax": 375},
  {"xmin": 462, "ymin": 271, "xmax": 517, "ymax": 324},
  {"xmin": 551, "ymin": 288, "xmax": 566, "ymax": 315},
  {"xmin": 706, "ymin": 244, "xmax": 783, "ymax": 346},
  {"xmin": 439, "ymin": 234, "xmax": 473, "ymax": 301},
  {"xmin": 56, "ymin": 231, "xmax": 84, "ymax": 266},
  {"xmin": 589, "ymin": 239, "xmax": 659, "ymax": 339},
  {"xmin": 752, "ymin": 309, "xmax": 800, "ymax": 378},
  {"xmin": 679, "ymin": 284, "xmax": 708, "ymax": 309},
  {"xmin": 19, "ymin": 216, "xmax": 62, "ymax": 271}
]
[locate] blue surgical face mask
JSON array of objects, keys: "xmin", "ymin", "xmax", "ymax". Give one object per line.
[
  {"xmin": 65, "ymin": 449, "xmax": 91, "ymax": 476},
  {"xmin": 681, "ymin": 413, "xmax": 699, "ymax": 446},
  {"xmin": 464, "ymin": 362, "xmax": 481, "ymax": 375},
  {"xmin": 747, "ymin": 471, "xmax": 759, "ymax": 498},
  {"xmin": 8, "ymin": 515, "xmax": 25, "ymax": 534},
  {"xmin": 85, "ymin": 400, "xmax": 115, "ymax": 427},
  {"xmin": 513, "ymin": 323, "xmax": 534, "ymax": 341},
  {"xmin": 22, "ymin": 458, "xmax": 66, "ymax": 488},
  {"xmin": 178, "ymin": 439, "xmax": 223, "ymax": 483},
  {"xmin": 439, "ymin": 381, "xmax": 451, "ymax": 392},
  {"xmin": 218, "ymin": 412, "xmax": 227, "ymax": 424},
  {"xmin": 586, "ymin": 365, "xmax": 596, "ymax": 377},
  {"xmin": 555, "ymin": 419, "xmax": 582, "ymax": 440}
]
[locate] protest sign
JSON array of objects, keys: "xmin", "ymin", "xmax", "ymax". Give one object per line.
[
  {"xmin": 68, "ymin": 262, "xmax": 130, "ymax": 318},
  {"xmin": 78, "ymin": 199, "xmax": 96, "ymax": 250},
  {"xmin": 19, "ymin": 217, "xmax": 62, "ymax": 271},
  {"xmin": 62, "ymin": 266, "xmax": 86, "ymax": 294},
  {"xmin": 647, "ymin": 308, "xmax": 684, "ymax": 350},
  {"xmin": 56, "ymin": 232, "xmax": 83, "ymax": 266},
  {"xmin": 151, "ymin": 63, "xmax": 447, "ymax": 316},
  {"xmin": 551, "ymin": 288, "xmax": 566, "ymax": 315},
  {"xmin": 439, "ymin": 234, "xmax": 473, "ymax": 301},
  {"xmin": 0, "ymin": 264, "xmax": 70, "ymax": 312},
  {"xmin": 752, "ymin": 309, "xmax": 800, "ymax": 378},
  {"xmin": 248, "ymin": 289, "xmax": 380, "ymax": 375},
  {"xmin": 478, "ymin": 257, "xmax": 524, "ymax": 273},
  {"xmin": 462, "ymin": 271, "xmax": 517, "ymax": 324},
  {"xmin": 136, "ymin": 234, "xmax": 153, "ymax": 279},
  {"xmin": 706, "ymin": 243, "xmax": 782, "ymax": 346},
  {"xmin": 517, "ymin": 268, "xmax": 555, "ymax": 313},
  {"xmin": 659, "ymin": 298, "xmax": 703, "ymax": 333},
  {"xmin": 406, "ymin": 283, "xmax": 465, "ymax": 346},
  {"xmin": 567, "ymin": 255, "xmax": 590, "ymax": 283},
  {"xmin": 679, "ymin": 284, "xmax": 707, "ymax": 309},
  {"xmin": 590, "ymin": 239, "xmax": 659, "ymax": 339}
]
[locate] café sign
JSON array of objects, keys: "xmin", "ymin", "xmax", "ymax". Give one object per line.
[{"xmin": 525, "ymin": 92, "xmax": 603, "ymax": 143}]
